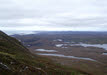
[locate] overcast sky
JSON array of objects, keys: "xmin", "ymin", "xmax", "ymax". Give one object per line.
[{"xmin": 0, "ymin": 0, "xmax": 107, "ymax": 34}]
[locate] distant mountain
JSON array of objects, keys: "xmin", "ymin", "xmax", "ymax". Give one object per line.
[{"xmin": 0, "ymin": 31, "xmax": 89, "ymax": 75}]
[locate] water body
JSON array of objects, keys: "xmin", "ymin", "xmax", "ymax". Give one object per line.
[
  {"xmin": 54, "ymin": 39, "xmax": 63, "ymax": 42},
  {"xmin": 55, "ymin": 44, "xmax": 68, "ymax": 47},
  {"xmin": 102, "ymin": 53, "xmax": 107, "ymax": 55},
  {"xmin": 71, "ymin": 43, "xmax": 107, "ymax": 50},
  {"xmin": 55, "ymin": 43, "xmax": 107, "ymax": 50},
  {"xmin": 37, "ymin": 53, "xmax": 96, "ymax": 62},
  {"xmin": 36, "ymin": 49, "xmax": 57, "ymax": 52},
  {"xmin": 55, "ymin": 44, "xmax": 64, "ymax": 47}
]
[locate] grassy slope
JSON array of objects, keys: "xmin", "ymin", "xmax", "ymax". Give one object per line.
[{"xmin": 0, "ymin": 31, "xmax": 89, "ymax": 75}]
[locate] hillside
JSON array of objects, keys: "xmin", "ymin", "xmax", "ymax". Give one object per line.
[{"xmin": 0, "ymin": 31, "xmax": 89, "ymax": 75}]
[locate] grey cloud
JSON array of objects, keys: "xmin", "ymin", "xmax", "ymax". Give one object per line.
[{"xmin": 0, "ymin": 0, "xmax": 107, "ymax": 32}]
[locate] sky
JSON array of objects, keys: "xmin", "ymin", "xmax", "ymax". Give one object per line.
[{"xmin": 0, "ymin": 0, "xmax": 107, "ymax": 34}]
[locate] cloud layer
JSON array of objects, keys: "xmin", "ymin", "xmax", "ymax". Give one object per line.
[{"xmin": 0, "ymin": 0, "xmax": 107, "ymax": 32}]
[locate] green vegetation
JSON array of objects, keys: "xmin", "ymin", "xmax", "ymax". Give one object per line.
[{"xmin": 0, "ymin": 31, "xmax": 89, "ymax": 75}]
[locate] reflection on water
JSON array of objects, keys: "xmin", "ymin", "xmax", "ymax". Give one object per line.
[{"xmin": 37, "ymin": 53, "xmax": 96, "ymax": 61}]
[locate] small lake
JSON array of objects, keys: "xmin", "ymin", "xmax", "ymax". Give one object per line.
[
  {"xmin": 102, "ymin": 53, "xmax": 107, "ymax": 55},
  {"xmin": 71, "ymin": 43, "xmax": 107, "ymax": 50},
  {"xmin": 55, "ymin": 44, "xmax": 68, "ymax": 47},
  {"xmin": 55, "ymin": 44, "xmax": 64, "ymax": 47},
  {"xmin": 36, "ymin": 49, "xmax": 57, "ymax": 52},
  {"xmin": 55, "ymin": 43, "xmax": 107, "ymax": 50}
]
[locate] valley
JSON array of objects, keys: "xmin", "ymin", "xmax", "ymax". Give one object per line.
[{"xmin": 13, "ymin": 31, "xmax": 107, "ymax": 75}]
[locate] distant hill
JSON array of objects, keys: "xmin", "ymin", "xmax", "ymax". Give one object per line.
[{"xmin": 0, "ymin": 31, "xmax": 89, "ymax": 75}]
